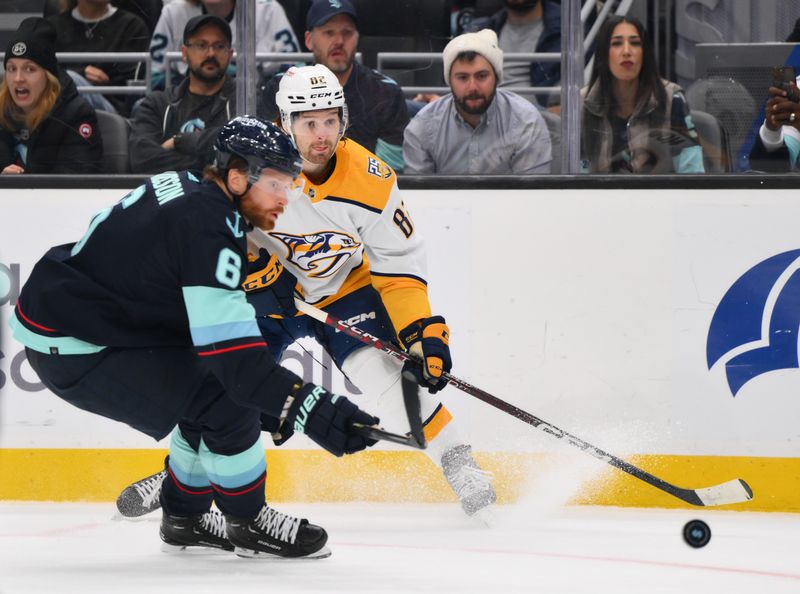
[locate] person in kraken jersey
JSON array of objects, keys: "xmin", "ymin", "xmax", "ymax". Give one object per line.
[
  {"xmin": 118, "ymin": 65, "xmax": 497, "ymax": 524},
  {"xmin": 9, "ymin": 115, "xmax": 381, "ymax": 558}
]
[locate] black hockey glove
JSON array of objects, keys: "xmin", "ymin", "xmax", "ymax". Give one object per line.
[
  {"xmin": 275, "ymin": 384, "xmax": 380, "ymax": 457},
  {"xmin": 243, "ymin": 248, "xmax": 299, "ymax": 318},
  {"xmin": 399, "ymin": 316, "xmax": 452, "ymax": 394}
]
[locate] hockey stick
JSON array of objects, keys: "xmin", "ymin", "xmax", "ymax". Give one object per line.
[
  {"xmin": 352, "ymin": 368, "xmax": 426, "ymax": 449},
  {"xmin": 294, "ymin": 298, "xmax": 753, "ymax": 507},
  {"xmin": 351, "ymin": 424, "xmax": 425, "ymax": 449},
  {"xmin": 401, "ymin": 368, "xmax": 427, "ymax": 448}
]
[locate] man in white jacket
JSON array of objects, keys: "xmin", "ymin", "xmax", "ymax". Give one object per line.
[{"xmin": 149, "ymin": 0, "xmax": 299, "ymax": 89}]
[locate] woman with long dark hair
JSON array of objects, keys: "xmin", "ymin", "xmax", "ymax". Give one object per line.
[
  {"xmin": 581, "ymin": 15, "xmax": 704, "ymax": 174},
  {"xmin": 0, "ymin": 17, "xmax": 103, "ymax": 174}
]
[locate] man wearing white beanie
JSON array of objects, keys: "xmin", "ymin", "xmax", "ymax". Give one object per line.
[{"xmin": 403, "ymin": 29, "xmax": 552, "ymax": 175}]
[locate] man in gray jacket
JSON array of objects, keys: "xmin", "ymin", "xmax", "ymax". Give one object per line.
[
  {"xmin": 403, "ymin": 29, "xmax": 552, "ymax": 175},
  {"xmin": 129, "ymin": 14, "xmax": 234, "ymax": 173}
]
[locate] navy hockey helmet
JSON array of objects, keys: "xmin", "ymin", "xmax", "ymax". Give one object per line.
[{"xmin": 214, "ymin": 115, "xmax": 303, "ymax": 183}]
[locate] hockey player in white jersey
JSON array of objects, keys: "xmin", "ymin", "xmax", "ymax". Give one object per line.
[
  {"xmin": 117, "ymin": 64, "xmax": 496, "ymax": 523},
  {"xmin": 149, "ymin": 0, "xmax": 299, "ymax": 89}
]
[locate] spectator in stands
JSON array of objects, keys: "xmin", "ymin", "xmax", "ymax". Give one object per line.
[
  {"xmin": 580, "ymin": 15, "xmax": 704, "ymax": 174},
  {"xmin": 259, "ymin": 0, "xmax": 409, "ymax": 172},
  {"xmin": 747, "ymin": 74, "xmax": 800, "ymax": 172},
  {"xmin": 149, "ymin": 0, "xmax": 298, "ymax": 90},
  {"xmin": 116, "ymin": 0, "xmax": 164, "ymax": 35},
  {"xmin": 788, "ymin": 17, "xmax": 800, "ymax": 43},
  {"xmin": 746, "ymin": 18, "xmax": 800, "ymax": 172},
  {"xmin": 45, "ymin": 1, "xmax": 163, "ymax": 36},
  {"xmin": 47, "ymin": 0, "xmax": 150, "ymax": 116},
  {"xmin": 0, "ymin": 17, "xmax": 103, "ymax": 174},
  {"xmin": 129, "ymin": 15, "xmax": 234, "ymax": 173},
  {"xmin": 465, "ymin": 0, "xmax": 564, "ymax": 109},
  {"xmin": 403, "ymin": 29, "xmax": 551, "ymax": 175}
]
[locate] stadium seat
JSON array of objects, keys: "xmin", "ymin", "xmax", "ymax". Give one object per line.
[
  {"xmin": 690, "ymin": 109, "xmax": 731, "ymax": 173},
  {"xmin": 353, "ymin": 0, "xmax": 450, "ymax": 85},
  {"xmin": 686, "ymin": 77, "xmax": 758, "ymax": 170},
  {"xmin": 538, "ymin": 109, "xmax": 561, "ymax": 174},
  {"xmin": 95, "ymin": 109, "xmax": 132, "ymax": 174}
]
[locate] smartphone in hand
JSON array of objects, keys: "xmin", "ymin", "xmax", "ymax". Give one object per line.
[{"xmin": 771, "ymin": 66, "xmax": 800, "ymax": 102}]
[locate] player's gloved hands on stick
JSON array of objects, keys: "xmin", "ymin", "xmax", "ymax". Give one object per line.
[
  {"xmin": 274, "ymin": 384, "xmax": 379, "ymax": 456},
  {"xmin": 399, "ymin": 315, "xmax": 452, "ymax": 394}
]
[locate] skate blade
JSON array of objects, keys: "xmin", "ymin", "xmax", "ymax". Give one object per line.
[
  {"xmin": 160, "ymin": 542, "xmax": 233, "ymax": 555},
  {"xmin": 467, "ymin": 504, "xmax": 496, "ymax": 528},
  {"xmin": 112, "ymin": 511, "xmax": 160, "ymax": 522},
  {"xmin": 233, "ymin": 545, "xmax": 332, "ymax": 560},
  {"xmin": 115, "ymin": 506, "xmax": 161, "ymax": 520}
]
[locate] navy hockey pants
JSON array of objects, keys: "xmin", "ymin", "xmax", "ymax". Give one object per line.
[
  {"xmin": 26, "ymin": 346, "xmax": 263, "ymax": 515},
  {"xmin": 252, "ymin": 284, "xmax": 397, "ymax": 368}
]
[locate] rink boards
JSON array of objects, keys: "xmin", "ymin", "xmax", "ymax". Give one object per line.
[{"xmin": 1, "ymin": 187, "xmax": 799, "ymax": 511}]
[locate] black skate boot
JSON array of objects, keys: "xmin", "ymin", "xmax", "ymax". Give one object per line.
[
  {"xmin": 116, "ymin": 456, "xmax": 168, "ymax": 518},
  {"xmin": 160, "ymin": 509, "xmax": 234, "ymax": 553},
  {"xmin": 441, "ymin": 444, "xmax": 497, "ymax": 524},
  {"xmin": 226, "ymin": 504, "xmax": 331, "ymax": 559}
]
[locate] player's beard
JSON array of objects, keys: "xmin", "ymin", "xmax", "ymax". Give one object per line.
[
  {"xmin": 244, "ymin": 204, "xmax": 285, "ymax": 231},
  {"xmin": 258, "ymin": 208, "xmax": 283, "ymax": 231},
  {"xmin": 454, "ymin": 88, "xmax": 496, "ymax": 116},
  {"xmin": 301, "ymin": 140, "xmax": 337, "ymax": 166},
  {"xmin": 190, "ymin": 57, "xmax": 225, "ymax": 84}
]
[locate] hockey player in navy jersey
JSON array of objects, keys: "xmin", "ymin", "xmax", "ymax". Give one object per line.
[
  {"xmin": 119, "ymin": 65, "xmax": 497, "ymax": 523},
  {"xmin": 9, "ymin": 116, "xmax": 382, "ymax": 558}
]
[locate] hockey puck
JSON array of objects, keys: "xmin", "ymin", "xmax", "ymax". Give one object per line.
[{"xmin": 682, "ymin": 519, "xmax": 711, "ymax": 548}]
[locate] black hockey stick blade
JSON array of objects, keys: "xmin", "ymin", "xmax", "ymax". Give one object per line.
[
  {"xmin": 352, "ymin": 423, "xmax": 426, "ymax": 449},
  {"xmin": 400, "ymin": 367, "xmax": 427, "ymax": 449}
]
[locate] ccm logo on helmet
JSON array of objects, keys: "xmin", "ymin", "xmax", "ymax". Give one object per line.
[{"xmin": 309, "ymin": 92, "xmax": 333, "ymax": 99}]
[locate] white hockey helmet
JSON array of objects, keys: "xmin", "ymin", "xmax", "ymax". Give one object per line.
[{"xmin": 275, "ymin": 64, "xmax": 349, "ymax": 142}]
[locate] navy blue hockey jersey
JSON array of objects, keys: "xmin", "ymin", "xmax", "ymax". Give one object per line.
[{"xmin": 10, "ymin": 171, "xmax": 300, "ymax": 418}]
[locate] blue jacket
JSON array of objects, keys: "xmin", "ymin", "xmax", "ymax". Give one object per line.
[{"xmin": 467, "ymin": 1, "xmax": 565, "ymax": 91}]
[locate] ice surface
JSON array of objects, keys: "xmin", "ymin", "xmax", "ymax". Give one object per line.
[{"xmin": 1, "ymin": 501, "xmax": 798, "ymax": 594}]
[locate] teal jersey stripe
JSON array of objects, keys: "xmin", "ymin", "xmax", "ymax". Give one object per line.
[
  {"xmin": 8, "ymin": 315, "xmax": 106, "ymax": 355},
  {"xmin": 785, "ymin": 134, "xmax": 800, "ymax": 168},
  {"xmin": 190, "ymin": 320, "xmax": 262, "ymax": 346},
  {"xmin": 673, "ymin": 144, "xmax": 705, "ymax": 173},
  {"xmin": 182, "ymin": 286, "xmax": 261, "ymax": 346},
  {"xmin": 199, "ymin": 436, "xmax": 267, "ymax": 488},
  {"xmin": 169, "ymin": 429, "xmax": 211, "ymax": 488}
]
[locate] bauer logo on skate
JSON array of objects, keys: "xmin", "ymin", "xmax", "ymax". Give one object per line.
[
  {"xmin": 706, "ymin": 249, "xmax": 800, "ymax": 396},
  {"xmin": 270, "ymin": 230, "xmax": 361, "ymax": 278}
]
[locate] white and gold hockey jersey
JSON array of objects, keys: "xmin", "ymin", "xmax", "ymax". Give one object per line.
[{"xmin": 248, "ymin": 139, "xmax": 432, "ymax": 335}]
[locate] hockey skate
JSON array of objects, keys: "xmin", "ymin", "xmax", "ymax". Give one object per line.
[
  {"xmin": 160, "ymin": 509, "xmax": 234, "ymax": 553},
  {"xmin": 441, "ymin": 444, "xmax": 497, "ymax": 524},
  {"xmin": 226, "ymin": 504, "xmax": 331, "ymax": 559},
  {"xmin": 116, "ymin": 456, "xmax": 168, "ymax": 517}
]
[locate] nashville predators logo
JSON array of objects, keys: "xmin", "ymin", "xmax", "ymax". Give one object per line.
[
  {"xmin": 367, "ymin": 157, "xmax": 392, "ymax": 180},
  {"xmin": 270, "ymin": 230, "xmax": 361, "ymax": 278}
]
